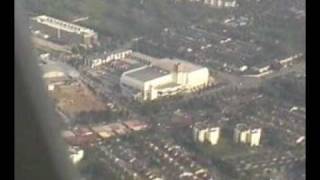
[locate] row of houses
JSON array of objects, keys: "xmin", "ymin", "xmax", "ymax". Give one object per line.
[
  {"xmin": 179, "ymin": 0, "xmax": 238, "ymax": 8},
  {"xmin": 61, "ymin": 120, "xmax": 149, "ymax": 146}
]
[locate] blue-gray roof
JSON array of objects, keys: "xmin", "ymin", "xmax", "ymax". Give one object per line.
[{"xmin": 125, "ymin": 66, "xmax": 170, "ymax": 82}]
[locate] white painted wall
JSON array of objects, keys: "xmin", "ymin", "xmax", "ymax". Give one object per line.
[
  {"xmin": 186, "ymin": 68, "xmax": 209, "ymax": 88},
  {"xmin": 144, "ymin": 74, "xmax": 174, "ymax": 91}
]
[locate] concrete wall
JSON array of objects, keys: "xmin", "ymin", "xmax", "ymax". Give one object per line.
[
  {"xmin": 186, "ymin": 68, "xmax": 209, "ymax": 88},
  {"xmin": 176, "ymin": 72, "xmax": 188, "ymax": 85},
  {"xmin": 144, "ymin": 74, "xmax": 174, "ymax": 91}
]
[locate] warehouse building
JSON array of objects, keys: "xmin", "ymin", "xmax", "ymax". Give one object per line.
[
  {"xmin": 39, "ymin": 60, "xmax": 79, "ymax": 79},
  {"xmin": 120, "ymin": 54, "xmax": 210, "ymax": 101},
  {"xmin": 30, "ymin": 15, "xmax": 99, "ymax": 48}
]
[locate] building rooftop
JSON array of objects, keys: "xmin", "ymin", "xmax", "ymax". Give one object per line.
[
  {"xmin": 152, "ymin": 58, "xmax": 203, "ymax": 72},
  {"xmin": 123, "ymin": 120, "xmax": 147, "ymax": 128},
  {"xmin": 125, "ymin": 66, "xmax": 170, "ymax": 82},
  {"xmin": 32, "ymin": 15, "xmax": 95, "ymax": 35}
]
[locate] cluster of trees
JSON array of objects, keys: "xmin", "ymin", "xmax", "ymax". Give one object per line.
[
  {"xmin": 261, "ymin": 74, "xmax": 305, "ymax": 106},
  {"xmin": 178, "ymin": 94, "xmax": 221, "ymax": 112},
  {"xmin": 136, "ymin": 101, "xmax": 162, "ymax": 117}
]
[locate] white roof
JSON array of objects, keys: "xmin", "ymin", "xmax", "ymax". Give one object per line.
[{"xmin": 32, "ymin": 15, "xmax": 95, "ymax": 35}]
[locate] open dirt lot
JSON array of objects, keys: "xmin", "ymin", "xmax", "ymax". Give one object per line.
[{"xmin": 50, "ymin": 82, "xmax": 107, "ymax": 116}]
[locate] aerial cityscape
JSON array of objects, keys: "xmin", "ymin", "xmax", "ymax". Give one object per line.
[{"xmin": 21, "ymin": 0, "xmax": 305, "ymax": 179}]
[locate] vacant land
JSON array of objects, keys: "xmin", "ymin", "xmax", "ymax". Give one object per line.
[{"xmin": 50, "ymin": 82, "xmax": 106, "ymax": 117}]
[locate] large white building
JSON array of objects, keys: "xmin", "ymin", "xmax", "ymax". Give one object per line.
[
  {"xmin": 120, "ymin": 53, "xmax": 210, "ymax": 101},
  {"xmin": 204, "ymin": 0, "xmax": 237, "ymax": 7}
]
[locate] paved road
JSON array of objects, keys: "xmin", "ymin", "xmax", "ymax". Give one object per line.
[{"xmin": 32, "ymin": 37, "xmax": 72, "ymax": 54}]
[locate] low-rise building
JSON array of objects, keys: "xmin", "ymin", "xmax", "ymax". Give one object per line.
[
  {"xmin": 91, "ymin": 125, "xmax": 115, "ymax": 139},
  {"xmin": 39, "ymin": 59, "xmax": 80, "ymax": 90},
  {"xmin": 182, "ymin": 0, "xmax": 238, "ymax": 8},
  {"xmin": 86, "ymin": 49, "xmax": 133, "ymax": 68},
  {"xmin": 39, "ymin": 59, "xmax": 80, "ymax": 80},
  {"xmin": 123, "ymin": 120, "xmax": 148, "ymax": 131},
  {"xmin": 30, "ymin": 15, "xmax": 99, "ymax": 48}
]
